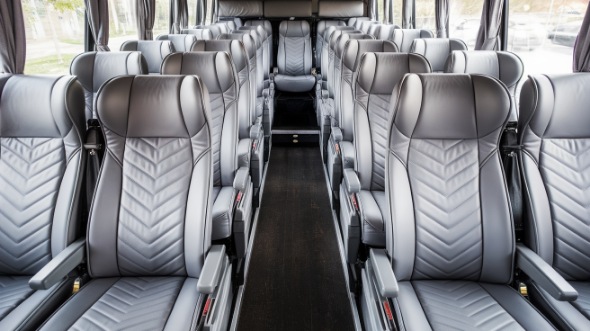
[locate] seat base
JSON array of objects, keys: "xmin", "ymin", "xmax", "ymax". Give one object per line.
[{"xmin": 274, "ymin": 74, "xmax": 316, "ymax": 92}]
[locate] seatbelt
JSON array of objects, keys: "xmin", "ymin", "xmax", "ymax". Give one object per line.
[
  {"xmin": 501, "ymin": 122, "xmax": 523, "ymax": 240},
  {"xmin": 83, "ymin": 119, "xmax": 104, "ymax": 212}
]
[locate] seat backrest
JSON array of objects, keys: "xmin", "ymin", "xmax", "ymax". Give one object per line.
[
  {"xmin": 277, "ymin": 20, "xmax": 312, "ymax": 76},
  {"xmin": 70, "ymin": 51, "xmax": 147, "ymax": 119},
  {"xmin": 353, "ymin": 53, "xmax": 431, "ymax": 192},
  {"xmin": 446, "ymin": 50, "xmax": 524, "ymax": 122},
  {"xmin": 239, "ymin": 26, "xmax": 269, "ymax": 82},
  {"xmin": 161, "ymin": 52, "xmax": 239, "ymax": 190},
  {"xmin": 183, "ymin": 28, "xmax": 214, "ymax": 40},
  {"xmin": 316, "ymin": 20, "xmax": 347, "ymax": 68},
  {"xmin": 390, "ymin": 28, "xmax": 434, "ymax": 52},
  {"xmin": 369, "ymin": 24, "xmax": 398, "ymax": 40},
  {"xmin": 120, "ymin": 40, "xmax": 174, "ymax": 74},
  {"xmin": 410, "ymin": 38, "xmax": 467, "ymax": 72},
  {"xmin": 387, "ymin": 73, "xmax": 511, "ymax": 283},
  {"xmin": 193, "ymin": 25, "xmax": 223, "ymax": 38},
  {"xmin": 191, "ymin": 40, "xmax": 253, "ymax": 139},
  {"xmin": 230, "ymin": 30, "xmax": 264, "ymax": 97},
  {"xmin": 219, "ymin": 33, "xmax": 260, "ymax": 118},
  {"xmin": 0, "ymin": 74, "xmax": 86, "ymax": 275},
  {"xmin": 321, "ymin": 26, "xmax": 354, "ymax": 78},
  {"xmin": 88, "ymin": 75, "xmax": 213, "ymax": 278},
  {"xmin": 156, "ymin": 34, "xmax": 198, "ymax": 52},
  {"xmin": 244, "ymin": 20, "xmax": 274, "ymax": 68},
  {"xmin": 518, "ymin": 73, "xmax": 590, "ymax": 280},
  {"xmin": 337, "ymin": 39, "xmax": 395, "ymax": 141},
  {"xmin": 218, "ymin": 17, "xmax": 243, "ymax": 29},
  {"xmin": 359, "ymin": 20, "xmax": 379, "ymax": 34},
  {"xmin": 327, "ymin": 29, "xmax": 362, "ymax": 98},
  {"xmin": 348, "ymin": 16, "xmax": 370, "ymax": 28}
]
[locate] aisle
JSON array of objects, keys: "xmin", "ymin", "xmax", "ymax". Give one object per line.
[{"xmin": 236, "ymin": 147, "xmax": 355, "ymax": 331}]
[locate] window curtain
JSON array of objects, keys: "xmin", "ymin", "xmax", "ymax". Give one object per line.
[
  {"xmin": 573, "ymin": 2, "xmax": 590, "ymax": 72},
  {"xmin": 402, "ymin": 0, "xmax": 413, "ymax": 28},
  {"xmin": 435, "ymin": 0, "xmax": 449, "ymax": 37},
  {"xmin": 137, "ymin": 0, "xmax": 156, "ymax": 40},
  {"xmin": 196, "ymin": 0, "xmax": 206, "ymax": 25},
  {"xmin": 85, "ymin": 0, "xmax": 110, "ymax": 51},
  {"xmin": 0, "ymin": 0, "xmax": 25, "ymax": 73},
  {"xmin": 369, "ymin": 0, "xmax": 378, "ymax": 21},
  {"xmin": 475, "ymin": 0, "xmax": 504, "ymax": 50},
  {"xmin": 170, "ymin": 0, "xmax": 189, "ymax": 33}
]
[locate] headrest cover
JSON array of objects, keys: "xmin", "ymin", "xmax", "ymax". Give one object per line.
[
  {"xmin": 97, "ymin": 75, "xmax": 210, "ymax": 138},
  {"xmin": 394, "ymin": 74, "xmax": 510, "ymax": 139}
]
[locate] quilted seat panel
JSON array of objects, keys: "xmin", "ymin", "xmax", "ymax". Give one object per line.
[{"xmin": 0, "ymin": 277, "xmax": 33, "ymax": 320}]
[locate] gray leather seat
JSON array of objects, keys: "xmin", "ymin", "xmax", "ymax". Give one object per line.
[
  {"xmin": 359, "ymin": 73, "xmax": 556, "ymax": 331},
  {"xmin": 120, "ymin": 40, "xmax": 174, "ymax": 74},
  {"xmin": 315, "ymin": 20, "xmax": 346, "ymax": 68},
  {"xmin": 359, "ymin": 20, "xmax": 379, "ymax": 34},
  {"xmin": 239, "ymin": 25, "xmax": 273, "ymax": 98},
  {"xmin": 244, "ymin": 20, "xmax": 274, "ymax": 69},
  {"xmin": 218, "ymin": 17, "xmax": 243, "ymax": 30},
  {"xmin": 519, "ymin": 73, "xmax": 590, "ymax": 331},
  {"xmin": 70, "ymin": 51, "xmax": 147, "ymax": 120},
  {"xmin": 446, "ymin": 50, "xmax": 524, "ymax": 122},
  {"xmin": 38, "ymin": 75, "xmax": 233, "ymax": 330},
  {"xmin": 338, "ymin": 53, "xmax": 430, "ymax": 262},
  {"xmin": 368, "ymin": 24, "xmax": 398, "ymax": 40},
  {"xmin": 274, "ymin": 20, "xmax": 315, "ymax": 92},
  {"xmin": 390, "ymin": 28, "xmax": 434, "ymax": 52},
  {"xmin": 191, "ymin": 40, "xmax": 264, "ymax": 206},
  {"xmin": 410, "ymin": 38, "xmax": 467, "ymax": 72},
  {"xmin": 156, "ymin": 34, "xmax": 198, "ymax": 52},
  {"xmin": 192, "ymin": 24, "xmax": 224, "ymax": 38},
  {"xmin": 161, "ymin": 53, "xmax": 252, "ymax": 257},
  {"xmin": 0, "ymin": 74, "xmax": 85, "ymax": 331},
  {"xmin": 182, "ymin": 27, "xmax": 214, "ymax": 40},
  {"xmin": 348, "ymin": 16, "xmax": 370, "ymax": 28}
]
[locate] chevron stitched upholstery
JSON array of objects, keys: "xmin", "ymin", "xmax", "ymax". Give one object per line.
[
  {"xmin": 0, "ymin": 74, "xmax": 86, "ymax": 328},
  {"xmin": 274, "ymin": 20, "xmax": 315, "ymax": 92},
  {"xmin": 383, "ymin": 74, "xmax": 554, "ymax": 330},
  {"xmin": 519, "ymin": 73, "xmax": 590, "ymax": 330}
]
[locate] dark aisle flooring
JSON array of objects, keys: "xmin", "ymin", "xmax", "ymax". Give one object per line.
[
  {"xmin": 273, "ymin": 92, "xmax": 317, "ymax": 130},
  {"xmin": 236, "ymin": 146, "xmax": 355, "ymax": 331}
]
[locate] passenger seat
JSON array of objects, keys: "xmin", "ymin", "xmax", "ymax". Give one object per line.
[
  {"xmin": 390, "ymin": 28, "xmax": 434, "ymax": 52},
  {"xmin": 410, "ymin": 38, "xmax": 467, "ymax": 72},
  {"xmin": 120, "ymin": 40, "xmax": 174, "ymax": 74},
  {"xmin": 0, "ymin": 74, "xmax": 86, "ymax": 330},
  {"xmin": 156, "ymin": 34, "xmax": 198, "ymax": 52},
  {"xmin": 37, "ymin": 75, "xmax": 234, "ymax": 330},
  {"xmin": 274, "ymin": 20, "xmax": 315, "ymax": 92},
  {"xmin": 181, "ymin": 27, "xmax": 214, "ymax": 40},
  {"xmin": 316, "ymin": 20, "xmax": 347, "ymax": 68}
]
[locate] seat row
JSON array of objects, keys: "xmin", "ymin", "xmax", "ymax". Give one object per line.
[
  {"xmin": 355, "ymin": 71, "xmax": 590, "ymax": 331},
  {"xmin": 0, "ymin": 73, "xmax": 241, "ymax": 329}
]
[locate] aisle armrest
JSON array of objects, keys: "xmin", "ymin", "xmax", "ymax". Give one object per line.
[
  {"xmin": 369, "ymin": 249, "xmax": 398, "ymax": 298},
  {"xmin": 30, "ymin": 239, "xmax": 86, "ymax": 290},
  {"xmin": 197, "ymin": 245, "xmax": 228, "ymax": 294},
  {"xmin": 516, "ymin": 244, "xmax": 577, "ymax": 301}
]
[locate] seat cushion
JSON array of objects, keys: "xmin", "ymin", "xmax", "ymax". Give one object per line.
[
  {"xmin": 529, "ymin": 281, "xmax": 590, "ymax": 331},
  {"xmin": 0, "ymin": 276, "xmax": 73, "ymax": 330},
  {"xmin": 357, "ymin": 190, "xmax": 387, "ymax": 246},
  {"xmin": 39, "ymin": 277, "xmax": 202, "ymax": 330},
  {"xmin": 274, "ymin": 74, "xmax": 316, "ymax": 92},
  {"xmin": 395, "ymin": 281, "xmax": 555, "ymax": 331}
]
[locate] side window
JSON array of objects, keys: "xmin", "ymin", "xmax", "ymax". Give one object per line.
[
  {"xmin": 393, "ymin": 0, "xmax": 403, "ymax": 27},
  {"xmin": 108, "ymin": 0, "xmax": 139, "ymax": 51},
  {"xmin": 416, "ymin": 0, "xmax": 436, "ymax": 34},
  {"xmin": 450, "ymin": 1, "xmax": 484, "ymax": 50},
  {"xmin": 23, "ymin": 0, "xmax": 86, "ymax": 74},
  {"xmin": 508, "ymin": 1, "xmax": 584, "ymax": 74},
  {"xmin": 153, "ymin": 0, "xmax": 170, "ymax": 36}
]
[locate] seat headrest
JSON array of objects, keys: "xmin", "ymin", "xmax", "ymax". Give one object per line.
[
  {"xmin": 0, "ymin": 75, "xmax": 85, "ymax": 138},
  {"xmin": 239, "ymin": 25, "xmax": 267, "ymax": 40},
  {"xmin": 410, "ymin": 38, "xmax": 467, "ymax": 71},
  {"xmin": 156, "ymin": 34, "xmax": 198, "ymax": 52},
  {"xmin": 191, "ymin": 40, "xmax": 249, "ymax": 75},
  {"xmin": 120, "ymin": 40, "xmax": 174, "ymax": 73},
  {"xmin": 337, "ymin": 34, "xmax": 384, "ymax": 62},
  {"xmin": 520, "ymin": 73, "xmax": 590, "ymax": 139},
  {"xmin": 70, "ymin": 51, "xmax": 147, "ymax": 93},
  {"xmin": 446, "ymin": 50, "xmax": 523, "ymax": 89},
  {"xmin": 330, "ymin": 30, "xmax": 362, "ymax": 52},
  {"xmin": 97, "ymin": 75, "xmax": 210, "ymax": 138},
  {"xmin": 356, "ymin": 53, "xmax": 431, "ymax": 95},
  {"xmin": 394, "ymin": 74, "xmax": 510, "ymax": 139},
  {"xmin": 218, "ymin": 33, "xmax": 257, "ymax": 59},
  {"xmin": 279, "ymin": 20, "xmax": 311, "ymax": 38},
  {"xmin": 324, "ymin": 25, "xmax": 354, "ymax": 41},
  {"xmin": 231, "ymin": 29, "xmax": 262, "ymax": 48},
  {"xmin": 182, "ymin": 28, "xmax": 214, "ymax": 40}
]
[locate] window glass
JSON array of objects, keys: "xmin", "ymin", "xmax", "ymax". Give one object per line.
[
  {"xmin": 153, "ymin": 0, "xmax": 170, "ymax": 36},
  {"xmin": 508, "ymin": 0, "xmax": 585, "ymax": 75},
  {"xmin": 23, "ymin": 0, "xmax": 86, "ymax": 74},
  {"xmin": 393, "ymin": 0, "xmax": 402, "ymax": 27},
  {"xmin": 378, "ymin": 0, "xmax": 385, "ymax": 23},
  {"xmin": 415, "ymin": 0, "xmax": 436, "ymax": 34},
  {"xmin": 108, "ymin": 0, "xmax": 138, "ymax": 51},
  {"xmin": 450, "ymin": 1, "xmax": 484, "ymax": 49},
  {"xmin": 188, "ymin": 0, "xmax": 197, "ymax": 26}
]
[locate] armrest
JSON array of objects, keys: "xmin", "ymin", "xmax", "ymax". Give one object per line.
[
  {"xmin": 343, "ymin": 168, "xmax": 360, "ymax": 194},
  {"xmin": 250, "ymin": 122, "xmax": 263, "ymax": 141},
  {"xmin": 331, "ymin": 127, "xmax": 343, "ymax": 143},
  {"xmin": 369, "ymin": 249, "xmax": 398, "ymax": 298},
  {"xmin": 321, "ymin": 89, "xmax": 329, "ymax": 100},
  {"xmin": 233, "ymin": 167, "xmax": 251, "ymax": 193},
  {"xmin": 29, "ymin": 239, "xmax": 86, "ymax": 290},
  {"xmin": 197, "ymin": 245, "xmax": 227, "ymax": 294},
  {"xmin": 516, "ymin": 243, "xmax": 578, "ymax": 301},
  {"xmin": 237, "ymin": 139, "xmax": 251, "ymax": 169}
]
